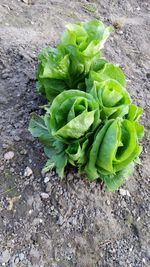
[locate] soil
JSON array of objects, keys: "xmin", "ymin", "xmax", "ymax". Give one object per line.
[{"xmin": 0, "ymin": 0, "xmax": 150, "ymax": 267}]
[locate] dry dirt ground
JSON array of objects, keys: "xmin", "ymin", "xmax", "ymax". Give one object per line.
[{"xmin": 0, "ymin": 0, "xmax": 150, "ymax": 267}]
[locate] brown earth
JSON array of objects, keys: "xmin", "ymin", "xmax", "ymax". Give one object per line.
[{"xmin": 0, "ymin": 0, "xmax": 150, "ymax": 266}]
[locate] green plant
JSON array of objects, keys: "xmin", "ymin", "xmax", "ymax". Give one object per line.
[{"xmin": 29, "ymin": 20, "xmax": 144, "ymax": 191}]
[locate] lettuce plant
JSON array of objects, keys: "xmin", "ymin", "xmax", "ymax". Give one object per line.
[
  {"xmin": 29, "ymin": 19, "xmax": 144, "ymax": 191},
  {"xmin": 36, "ymin": 20, "xmax": 112, "ymax": 102},
  {"xmin": 49, "ymin": 90, "xmax": 100, "ymax": 142},
  {"xmin": 88, "ymin": 80, "xmax": 131, "ymax": 119},
  {"xmin": 85, "ymin": 117, "xmax": 144, "ymax": 191}
]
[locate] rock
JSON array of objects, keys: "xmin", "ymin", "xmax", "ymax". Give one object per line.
[
  {"xmin": 118, "ymin": 30, "xmax": 123, "ymax": 35},
  {"xmin": 44, "ymin": 176, "xmax": 50, "ymax": 183},
  {"xmin": 57, "ymin": 215, "xmax": 64, "ymax": 225},
  {"xmin": 46, "ymin": 182, "xmax": 52, "ymax": 193},
  {"xmin": 106, "ymin": 199, "xmax": 110, "ymax": 206},
  {"xmin": 119, "ymin": 189, "xmax": 126, "ymax": 196},
  {"xmin": 119, "ymin": 189, "xmax": 131, "ymax": 197},
  {"xmin": 13, "ymin": 135, "xmax": 21, "ymax": 142},
  {"xmin": 0, "ymin": 250, "xmax": 11, "ymax": 264},
  {"xmin": 24, "ymin": 166, "xmax": 33, "ymax": 177},
  {"xmin": 40, "ymin": 192, "xmax": 49, "ymax": 199},
  {"xmin": 0, "ymin": 165, "xmax": 4, "ymax": 171},
  {"xmin": 14, "ymin": 257, "xmax": 19, "ymax": 264},
  {"xmin": 21, "ymin": 0, "xmax": 30, "ymax": 4},
  {"xmin": 4, "ymin": 151, "xmax": 14, "ymax": 160},
  {"xmin": 126, "ymin": 190, "xmax": 131, "ymax": 197},
  {"xmin": 19, "ymin": 253, "xmax": 25, "ymax": 261}
]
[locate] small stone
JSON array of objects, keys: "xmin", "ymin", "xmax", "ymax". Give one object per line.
[
  {"xmin": 20, "ymin": 149, "xmax": 27, "ymax": 155},
  {"xmin": 4, "ymin": 151, "xmax": 14, "ymax": 160},
  {"xmin": 137, "ymin": 217, "xmax": 141, "ymax": 222},
  {"xmin": 13, "ymin": 135, "xmax": 21, "ymax": 142},
  {"xmin": 19, "ymin": 253, "xmax": 25, "ymax": 261},
  {"xmin": 119, "ymin": 189, "xmax": 127, "ymax": 196},
  {"xmin": 0, "ymin": 250, "xmax": 11, "ymax": 263},
  {"xmin": 57, "ymin": 215, "xmax": 64, "ymax": 225},
  {"xmin": 136, "ymin": 7, "xmax": 140, "ymax": 11},
  {"xmin": 29, "ymin": 209, "xmax": 33, "ymax": 215},
  {"xmin": 10, "ymin": 167, "xmax": 15, "ymax": 173},
  {"xmin": 118, "ymin": 30, "xmax": 123, "ymax": 35},
  {"xmin": 44, "ymin": 176, "xmax": 50, "ymax": 183},
  {"xmin": 119, "ymin": 189, "xmax": 131, "ymax": 197},
  {"xmin": 40, "ymin": 192, "xmax": 49, "ymax": 199},
  {"xmin": 46, "ymin": 182, "xmax": 52, "ymax": 193},
  {"xmin": 106, "ymin": 199, "xmax": 110, "ymax": 206},
  {"xmin": 0, "ymin": 165, "xmax": 4, "ymax": 171},
  {"xmin": 126, "ymin": 190, "xmax": 131, "ymax": 197},
  {"xmin": 14, "ymin": 257, "xmax": 19, "ymax": 264},
  {"xmin": 24, "ymin": 166, "xmax": 33, "ymax": 177},
  {"xmin": 21, "ymin": 0, "xmax": 30, "ymax": 4}
]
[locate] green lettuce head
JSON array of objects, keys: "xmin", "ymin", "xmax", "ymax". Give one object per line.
[
  {"xmin": 85, "ymin": 117, "xmax": 144, "ymax": 191},
  {"xmin": 90, "ymin": 79, "xmax": 131, "ymax": 119},
  {"xmin": 48, "ymin": 90, "xmax": 100, "ymax": 143},
  {"xmin": 58, "ymin": 20, "xmax": 112, "ymax": 80}
]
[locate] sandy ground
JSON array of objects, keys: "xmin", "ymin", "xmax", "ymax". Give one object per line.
[{"xmin": 0, "ymin": 0, "xmax": 150, "ymax": 266}]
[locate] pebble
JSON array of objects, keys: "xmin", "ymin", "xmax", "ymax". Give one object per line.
[
  {"xmin": 57, "ymin": 215, "xmax": 64, "ymax": 225},
  {"xmin": 118, "ymin": 30, "xmax": 123, "ymax": 35},
  {"xmin": 0, "ymin": 249, "xmax": 11, "ymax": 263},
  {"xmin": 24, "ymin": 166, "xmax": 33, "ymax": 177},
  {"xmin": 119, "ymin": 189, "xmax": 126, "ymax": 196},
  {"xmin": 19, "ymin": 253, "xmax": 25, "ymax": 261},
  {"xmin": 10, "ymin": 167, "xmax": 15, "ymax": 173},
  {"xmin": 13, "ymin": 135, "xmax": 21, "ymax": 142},
  {"xmin": 46, "ymin": 182, "xmax": 52, "ymax": 193},
  {"xmin": 20, "ymin": 149, "xmax": 27, "ymax": 155},
  {"xmin": 44, "ymin": 176, "xmax": 50, "ymax": 183},
  {"xmin": 40, "ymin": 192, "xmax": 49, "ymax": 199},
  {"xmin": 0, "ymin": 165, "xmax": 4, "ymax": 171},
  {"xmin": 22, "ymin": 0, "xmax": 30, "ymax": 4},
  {"xmin": 119, "ymin": 189, "xmax": 131, "ymax": 197},
  {"xmin": 106, "ymin": 199, "xmax": 110, "ymax": 206},
  {"xmin": 4, "ymin": 151, "xmax": 14, "ymax": 160},
  {"xmin": 14, "ymin": 257, "xmax": 19, "ymax": 264}
]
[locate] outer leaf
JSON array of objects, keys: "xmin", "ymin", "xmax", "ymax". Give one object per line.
[
  {"xmin": 101, "ymin": 162, "xmax": 134, "ymax": 192},
  {"xmin": 28, "ymin": 113, "xmax": 54, "ymax": 146},
  {"xmin": 38, "ymin": 47, "xmax": 70, "ymax": 79},
  {"xmin": 44, "ymin": 148, "xmax": 67, "ymax": 178},
  {"xmin": 85, "ymin": 120, "xmax": 113, "ymax": 180},
  {"xmin": 126, "ymin": 104, "xmax": 143, "ymax": 121},
  {"xmin": 37, "ymin": 78, "xmax": 68, "ymax": 103}
]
